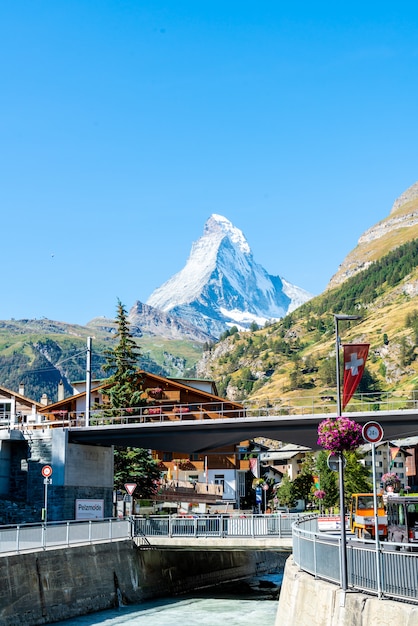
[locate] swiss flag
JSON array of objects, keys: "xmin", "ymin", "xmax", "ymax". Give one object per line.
[{"xmin": 342, "ymin": 344, "xmax": 369, "ymax": 409}]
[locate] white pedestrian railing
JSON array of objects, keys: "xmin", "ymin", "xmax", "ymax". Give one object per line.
[
  {"xmin": 0, "ymin": 518, "xmax": 132, "ymax": 555},
  {"xmin": 0, "ymin": 514, "xmax": 297, "ymax": 555},
  {"xmin": 1, "ymin": 390, "xmax": 418, "ymax": 431},
  {"xmin": 133, "ymin": 513, "xmax": 300, "ymax": 539},
  {"xmin": 292, "ymin": 515, "xmax": 418, "ymax": 604}
]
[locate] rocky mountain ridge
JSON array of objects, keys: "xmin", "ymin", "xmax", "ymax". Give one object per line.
[
  {"xmin": 146, "ymin": 214, "xmax": 313, "ymax": 337},
  {"xmin": 328, "ymin": 181, "xmax": 418, "ymax": 289}
]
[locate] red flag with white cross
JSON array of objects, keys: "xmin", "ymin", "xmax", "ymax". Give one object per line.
[{"xmin": 342, "ymin": 344, "xmax": 370, "ymax": 409}]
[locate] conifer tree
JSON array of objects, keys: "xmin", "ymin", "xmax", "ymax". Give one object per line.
[
  {"xmin": 103, "ymin": 299, "xmax": 144, "ymax": 410},
  {"xmin": 103, "ymin": 299, "xmax": 161, "ymax": 496}
]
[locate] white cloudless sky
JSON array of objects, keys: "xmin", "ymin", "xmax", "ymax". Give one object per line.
[{"xmin": 1, "ymin": 1, "xmax": 418, "ymax": 324}]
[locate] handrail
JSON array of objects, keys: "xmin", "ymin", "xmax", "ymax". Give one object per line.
[
  {"xmin": 0, "ymin": 514, "xmax": 297, "ymax": 555},
  {"xmin": 292, "ymin": 515, "xmax": 418, "ymax": 604},
  {"xmin": 2, "ymin": 390, "xmax": 418, "ymax": 431},
  {"xmin": 132, "ymin": 513, "xmax": 300, "ymax": 539},
  {"xmin": 0, "ymin": 518, "xmax": 131, "ymax": 556}
]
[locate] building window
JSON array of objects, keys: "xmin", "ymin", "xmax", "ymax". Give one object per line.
[
  {"xmin": 162, "ymin": 452, "xmax": 173, "ymax": 462},
  {"xmin": 214, "ymin": 474, "xmax": 225, "ymax": 489},
  {"xmin": 0, "ymin": 403, "xmax": 11, "ymax": 417}
]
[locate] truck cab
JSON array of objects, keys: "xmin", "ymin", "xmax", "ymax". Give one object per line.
[{"xmin": 350, "ymin": 493, "xmax": 387, "ymax": 539}]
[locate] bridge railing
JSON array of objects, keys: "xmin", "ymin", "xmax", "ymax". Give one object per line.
[
  {"xmin": 0, "ymin": 518, "xmax": 132, "ymax": 555},
  {"xmin": 133, "ymin": 513, "xmax": 301, "ymax": 539},
  {"xmin": 2, "ymin": 390, "xmax": 418, "ymax": 431},
  {"xmin": 292, "ymin": 515, "xmax": 418, "ymax": 604}
]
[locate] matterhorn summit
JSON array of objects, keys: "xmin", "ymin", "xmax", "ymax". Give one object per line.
[{"xmin": 146, "ymin": 214, "xmax": 313, "ymax": 338}]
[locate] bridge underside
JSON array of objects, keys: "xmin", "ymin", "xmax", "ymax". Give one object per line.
[{"xmin": 66, "ymin": 409, "xmax": 418, "ymax": 452}]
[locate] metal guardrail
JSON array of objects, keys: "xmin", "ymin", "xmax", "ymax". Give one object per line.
[
  {"xmin": 133, "ymin": 513, "xmax": 300, "ymax": 539},
  {"xmin": 292, "ymin": 515, "xmax": 418, "ymax": 604},
  {"xmin": 0, "ymin": 514, "xmax": 297, "ymax": 555},
  {"xmin": 0, "ymin": 518, "xmax": 132, "ymax": 555},
  {"xmin": 3, "ymin": 390, "xmax": 418, "ymax": 430}
]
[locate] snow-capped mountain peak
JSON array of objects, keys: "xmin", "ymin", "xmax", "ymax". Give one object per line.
[
  {"xmin": 207, "ymin": 214, "xmax": 251, "ymax": 255},
  {"xmin": 145, "ymin": 214, "xmax": 313, "ymax": 338}
]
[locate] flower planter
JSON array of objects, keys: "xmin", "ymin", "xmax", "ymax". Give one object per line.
[{"xmin": 317, "ymin": 416, "xmax": 363, "ymax": 453}]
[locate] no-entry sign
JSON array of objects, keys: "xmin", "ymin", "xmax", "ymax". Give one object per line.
[{"xmin": 41, "ymin": 465, "xmax": 53, "ymax": 478}]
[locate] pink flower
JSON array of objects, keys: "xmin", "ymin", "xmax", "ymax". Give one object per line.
[
  {"xmin": 317, "ymin": 416, "xmax": 362, "ymax": 452},
  {"xmin": 382, "ymin": 472, "xmax": 399, "ymax": 484}
]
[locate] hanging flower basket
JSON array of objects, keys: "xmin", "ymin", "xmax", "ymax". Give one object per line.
[
  {"xmin": 381, "ymin": 472, "xmax": 401, "ymax": 492},
  {"xmin": 148, "ymin": 387, "xmax": 163, "ymax": 399},
  {"xmin": 317, "ymin": 416, "xmax": 363, "ymax": 453},
  {"xmin": 314, "ymin": 489, "xmax": 326, "ymax": 500}
]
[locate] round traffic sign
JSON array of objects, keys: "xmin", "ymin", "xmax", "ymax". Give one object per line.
[
  {"xmin": 362, "ymin": 421, "xmax": 384, "ymax": 444},
  {"xmin": 327, "ymin": 453, "xmax": 346, "ymax": 472},
  {"xmin": 41, "ymin": 465, "xmax": 52, "ymax": 478}
]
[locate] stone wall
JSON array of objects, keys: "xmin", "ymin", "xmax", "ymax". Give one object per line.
[
  {"xmin": 276, "ymin": 556, "xmax": 418, "ymax": 626},
  {"xmin": 0, "ymin": 431, "xmax": 115, "ymax": 523},
  {"xmin": 0, "ymin": 541, "xmax": 286, "ymax": 626}
]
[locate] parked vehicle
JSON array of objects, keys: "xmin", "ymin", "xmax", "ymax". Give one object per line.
[
  {"xmin": 386, "ymin": 496, "xmax": 418, "ymax": 548},
  {"xmin": 349, "ymin": 493, "xmax": 387, "ymax": 539}
]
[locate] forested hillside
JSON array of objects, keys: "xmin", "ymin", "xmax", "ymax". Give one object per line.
[
  {"xmin": 0, "ymin": 319, "xmax": 200, "ymax": 403},
  {"xmin": 197, "ymin": 239, "xmax": 418, "ymax": 405}
]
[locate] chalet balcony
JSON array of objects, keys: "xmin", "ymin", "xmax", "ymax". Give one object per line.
[{"xmin": 155, "ymin": 479, "xmax": 223, "ymax": 503}]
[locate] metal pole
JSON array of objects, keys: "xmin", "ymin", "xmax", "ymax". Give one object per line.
[
  {"xmin": 85, "ymin": 336, "xmax": 92, "ymax": 427},
  {"xmin": 335, "ymin": 316, "xmax": 348, "ymax": 603},
  {"xmin": 334, "ymin": 313, "xmax": 361, "ymax": 606},
  {"xmin": 372, "ymin": 443, "xmax": 382, "ymax": 598},
  {"xmin": 43, "ymin": 478, "xmax": 49, "ymax": 524}
]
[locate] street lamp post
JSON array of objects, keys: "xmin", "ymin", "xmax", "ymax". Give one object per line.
[{"xmin": 334, "ymin": 314, "xmax": 361, "ymax": 605}]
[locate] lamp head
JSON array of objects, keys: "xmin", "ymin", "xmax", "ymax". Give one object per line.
[{"xmin": 334, "ymin": 314, "xmax": 362, "ymax": 322}]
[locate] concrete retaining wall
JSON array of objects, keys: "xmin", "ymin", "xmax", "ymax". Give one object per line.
[
  {"xmin": 277, "ymin": 556, "xmax": 418, "ymax": 626},
  {"xmin": 0, "ymin": 541, "xmax": 286, "ymax": 626}
]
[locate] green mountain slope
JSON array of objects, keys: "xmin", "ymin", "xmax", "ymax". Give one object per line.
[
  {"xmin": 197, "ymin": 186, "xmax": 418, "ymax": 407},
  {"xmin": 197, "ymin": 253, "xmax": 418, "ymax": 405},
  {"xmin": 0, "ymin": 319, "xmax": 202, "ymax": 403},
  {"xmin": 2, "ymin": 182, "xmax": 417, "ymax": 405}
]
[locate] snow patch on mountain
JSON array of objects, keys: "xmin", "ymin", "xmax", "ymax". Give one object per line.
[{"xmin": 146, "ymin": 214, "xmax": 313, "ymax": 337}]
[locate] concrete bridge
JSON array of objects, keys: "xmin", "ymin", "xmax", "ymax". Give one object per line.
[
  {"xmin": 2, "ymin": 394, "xmax": 417, "ymax": 522},
  {"xmin": 65, "ymin": 404, "xmax": 418, "ymax": 452}
]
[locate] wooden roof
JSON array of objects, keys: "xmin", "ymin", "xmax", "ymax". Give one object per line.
[
  {"xmin": 0, "ymin": 384, "xmax": 42, "ymax": 409},
  {"xmin": 39, "ymin": 370, "xmax": 243, "ymax": 413}
]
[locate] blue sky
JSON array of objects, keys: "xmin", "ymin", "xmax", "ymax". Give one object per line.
[{"xmin": 2, "ymin": 2, "xmax": 418, "ymax": 324}]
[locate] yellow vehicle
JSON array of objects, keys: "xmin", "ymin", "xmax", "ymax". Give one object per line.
[{"xmin": 349, "ymin": 493, "xmax": 387, "ymax": 539}]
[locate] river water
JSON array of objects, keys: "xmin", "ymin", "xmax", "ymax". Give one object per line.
[{"xmin": 53, "ymin": 574, "xmax": 281, "ymax": 626}]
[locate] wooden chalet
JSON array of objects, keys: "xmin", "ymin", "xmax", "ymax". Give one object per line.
[
  {"xmin": 38, "ymin": 371, "xmax": 255, "ymax": 510},
  {"xmin": 0, "ymin": 383, "xmax": 43, "ymax": 425}
]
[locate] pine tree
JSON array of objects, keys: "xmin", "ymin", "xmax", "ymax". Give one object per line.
[
  {"xmin": 103, "ymin": 299, "xmax": 161, "ymax": 497},
  {"xmin": 103, "ymin": 299, "xmax": 145, "ymax": 410}
]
